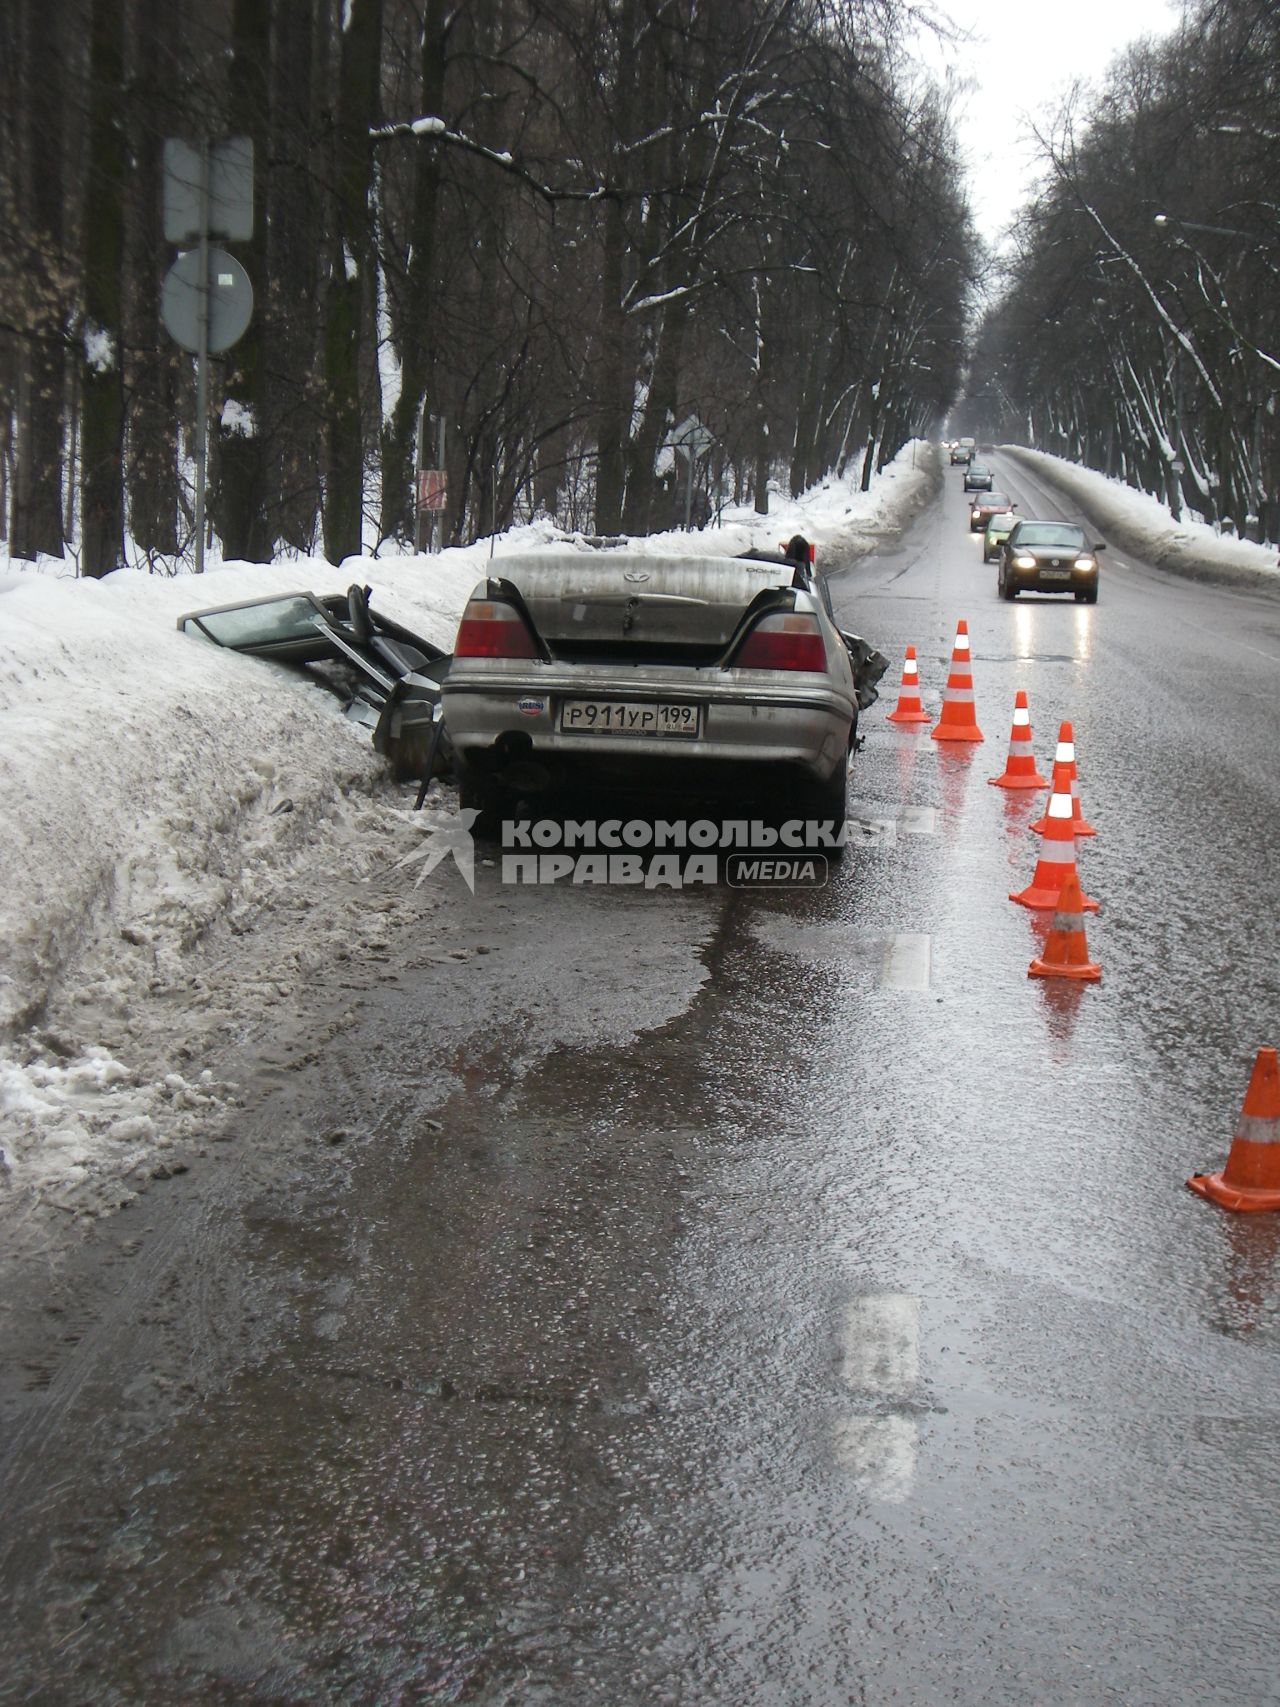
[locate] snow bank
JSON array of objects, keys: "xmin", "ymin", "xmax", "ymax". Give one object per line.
[{"xmin": 1003, "ymin": 447, "xmax": 1279, "ymax": 589}]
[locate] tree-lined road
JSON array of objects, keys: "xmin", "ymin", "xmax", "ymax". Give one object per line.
[{"xmin": 3, "ymin": 455, "xmax": 1279, "ymax": 1704}]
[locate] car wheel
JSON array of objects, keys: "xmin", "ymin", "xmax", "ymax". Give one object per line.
[
  {"xmin": 456, "ymin": 761, "xmax": 504, "ymax": 839},
  {"xmin": 793, "ymin": 761, "xmax": 848, "ymax": 863},
  {"xmin": 1078, "ymin": 586, "xmax": 1099, "ymax": 604}
]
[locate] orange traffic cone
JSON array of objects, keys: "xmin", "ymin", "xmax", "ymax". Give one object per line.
[
  {"xmin": 1027, "ymin": 871, "xmax": 1100, "ymax": 980},
  {"xmin": 930, "ymin": 620, "xmax": 983, "ymax": 742},
  {"xmin": 1188, "ymin": 1048, "xmax": 1280, "ymax": 1211},
  {"xmin": 885, "ymin": 645, "xmax": 931, "ymax": 725},
  {"xmin": 1030, "ymin": 722, "xmax": 1096, "ymax": 836},
  {"xmin": 989, "ymin": 690, "xmax": 1048, "ymax": 789},
  {"xmin": 1010, "ymin": 774, "xmax": 1098, "ymax": 911}
]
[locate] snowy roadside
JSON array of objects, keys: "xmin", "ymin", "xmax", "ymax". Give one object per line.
[
  {"xmin": 0, "ymin": 445, "xmax": 937, "ymax": 1228},
  {"xmin": 1003, "ymin": 446, "xmax": 1279, "ymax": 588}
]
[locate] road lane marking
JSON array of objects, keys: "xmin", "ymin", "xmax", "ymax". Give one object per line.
[
  {"xmin": 846, "ymin": 815, "xmax": 897, "ymax": 847},
  {"xmin": 847, "ymin": 803, "xmax": 936, "ymax": 840},
  {"xmin": 832, "ymin": 1417, "xmax": 917, "ymax": 1503},
  {"xmin": 748, "ymin": 922, "xmax": 931, "ymax": 990},
  {"xmin": 881, "ymin": 933, "xmax": 931, "ymax": 991},
  {"xmin": 838, "ymin": 1295, "xmax": 921, "ymax": 1393},
  {"xmin": 834, "ymin": 1294, "xmax": 921, "ymax": 1504},
  {"xmin": 898, "ymin": 806, "xmax": 937, "ymax": 834}
]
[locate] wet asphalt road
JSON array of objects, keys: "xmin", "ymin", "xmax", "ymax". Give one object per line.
[{"xmin": 4, "ymin": 454, "xmax": 1280, "ymax": 1705}]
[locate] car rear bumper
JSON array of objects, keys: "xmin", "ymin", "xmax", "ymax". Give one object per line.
[{"xmin": 442, "ymin": 662, "xmax": 855, "ymax": 790}]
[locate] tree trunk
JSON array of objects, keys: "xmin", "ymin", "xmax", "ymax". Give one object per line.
[
  {"xmin": 269, "ymin": 0, "xmax": 320, "ymax": 553},
  {"xmin": 593, "ymin": 198, "xmax": 629, "ymax": 535},
  {"xmin": 322, "ymin": 0, "xmax": 382, "ymax": 566},
  {"xmin": 210, "ymin": 0, "xmax": 272, "ymax": 562},
  {"xmin": 9, "ymin": 0, "xmax": 67, "ymax": 560},
  {"xmin": 124, "ymin": 0, "xmax": 179, "ymax": 558},
  {"xmin": 378, "ymin": 0, "xmax": 447, "ymax": 546},
  {"xmin": 80, "ymin": 0, "xmax": 127, "ymax": 578}
]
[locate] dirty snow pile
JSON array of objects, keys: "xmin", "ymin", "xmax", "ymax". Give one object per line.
[{"xmin": 0, "ymin": 445, "xmax": 936, "ymax": 1224}]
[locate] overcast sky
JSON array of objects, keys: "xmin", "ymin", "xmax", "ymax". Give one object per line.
[{"xmin": 917, "ymin": 0, "xmax": 1184, "ymax": 236}]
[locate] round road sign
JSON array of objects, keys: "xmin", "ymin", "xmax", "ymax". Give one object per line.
[{"xmin": 161, "ymin": 247, "xmax": 253, "ymax": 354}]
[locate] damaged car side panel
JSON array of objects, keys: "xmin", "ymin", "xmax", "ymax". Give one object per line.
[{"xmin": 177, "ymin": 586, "xmax": 451, "ymax": 784}]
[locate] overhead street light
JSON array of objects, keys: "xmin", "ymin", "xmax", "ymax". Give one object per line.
[
  {"xmin": 1214, "ymin": 124, "xmax": 1280, "ymax": 142},
  {"xmin": 1153, "ymin": 211, "xmax": 1278, "ymax": 246}
]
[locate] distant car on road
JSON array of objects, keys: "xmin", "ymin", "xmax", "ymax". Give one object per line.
[
  {"xmin": 963, "ymin": 463, "xmax": 994, "ymax": 492},
  {"xmin": 949, "ymin": 444, "xmax": 972, "ymax": 465},
  {"xmin": 442, "ymin": 546, "xmax": 889, "ymax": 829},
  {"xmin": 997, "ymin": 521, "xmax": 1105, "ymax": 602},
  {"xmin": 969, "ymin": 492, "xmax": 1014, "ymax": 532},
  {"xmin": 982, "ymin": 511, "xmax": 1018, "ymax": 561}
]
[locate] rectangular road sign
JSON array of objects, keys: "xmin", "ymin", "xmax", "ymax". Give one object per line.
[
  {"xmin": 163, "ymin": 137, "xmax": 254, "ymax": 244},
  {"xmin": 417, "ymin": 469, "xmax": 448, "ymax": 512}
]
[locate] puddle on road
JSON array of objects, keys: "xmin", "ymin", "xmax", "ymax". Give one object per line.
[{"xmin": 14, "ymin": 856, "xmax": 950, "ymax": 1701}]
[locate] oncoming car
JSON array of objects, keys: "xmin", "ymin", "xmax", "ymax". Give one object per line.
[
  {"xmin": 963, "ymin": 463, "xmax": 994, "ymax": 492},
  {"xmin": 982, "ymin": 511, "xmax": 1018, "ymax": 561},
  {"xmin": 997, "ymin": 521, "xmax": 1105, "ymax": 602},
  {"xmin": 441, "ymin": 546, "xmax": 888, "ymax": 831},
  {"xmin": 969, "ymin": 492, "xmax": 1014, "ymax": 533}
]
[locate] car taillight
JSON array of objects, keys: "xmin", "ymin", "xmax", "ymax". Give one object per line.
[
  {"xmin": 455, "ymin": 598, "xmax": 538, "ymax": 659},
  {"xmin": 733, "ymin": 612, "xmax": 827, "ymax": 672}
]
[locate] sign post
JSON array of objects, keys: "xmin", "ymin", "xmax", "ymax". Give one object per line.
[
  {"xmin": 415, "ymin": 405, "xmax": 447, "ymax": 554},
  {"xmin": 670, "ymin": 414, "xmax": 714, "ymax": 529},
  {"xmin": 160, "ymin": 137, "xmax": 254, "ymax": 573}
]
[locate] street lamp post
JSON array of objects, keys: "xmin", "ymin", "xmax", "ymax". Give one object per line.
[{"xmin": 1153, "ymin": 212, "xmax": 1279, "ymax": 247}]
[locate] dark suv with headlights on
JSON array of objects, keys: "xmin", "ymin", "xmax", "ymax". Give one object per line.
[{"xmin": 997, "ymin": 521, "xmax": 1105, "ymax": 603}]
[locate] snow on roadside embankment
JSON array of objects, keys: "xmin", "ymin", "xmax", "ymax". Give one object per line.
[
  {"xmin": 0, "ymin": 548, "xmax": 477, "ymax": 1221},
  {"xmin": 1003, "ymin": 446, "xmax": 1279, "ymax": 589},
  {"xmin": 0, "ymin": 444, "xmax": 936, "ymax": 1224}
]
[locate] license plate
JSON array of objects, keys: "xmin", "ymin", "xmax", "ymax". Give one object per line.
[
  {"xmin": 1041, "ymin": 568, "xmax": 1071, "ymax": 580},
  {"xmin": 559, "ymin": 699, "xmax": 701, "ymax": 738}
]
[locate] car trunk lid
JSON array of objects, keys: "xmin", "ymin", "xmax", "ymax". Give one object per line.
[{"xmin": 490, "ymin": 551, "xmax": 794, "ymax": 663}]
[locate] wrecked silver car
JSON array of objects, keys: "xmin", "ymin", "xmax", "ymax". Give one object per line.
[{"xmin": 442, "ymin": 542, "xmax": 887, "ymax": 824}]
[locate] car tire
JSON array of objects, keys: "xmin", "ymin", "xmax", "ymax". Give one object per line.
[
  {"xmin": 1076, "ymin": 587, "xmax": 1099, "ymax": 604},
  {"xmin": 998, "ymin": 568, "xmax": 1015, "ymax": 601},
  {"xmin": 456, "ymin": 762, "xmax": 504, "ymax": 840},
  {"xmin": 793, "ymin": 761, "xmax": 848, "ymax": 864}
]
